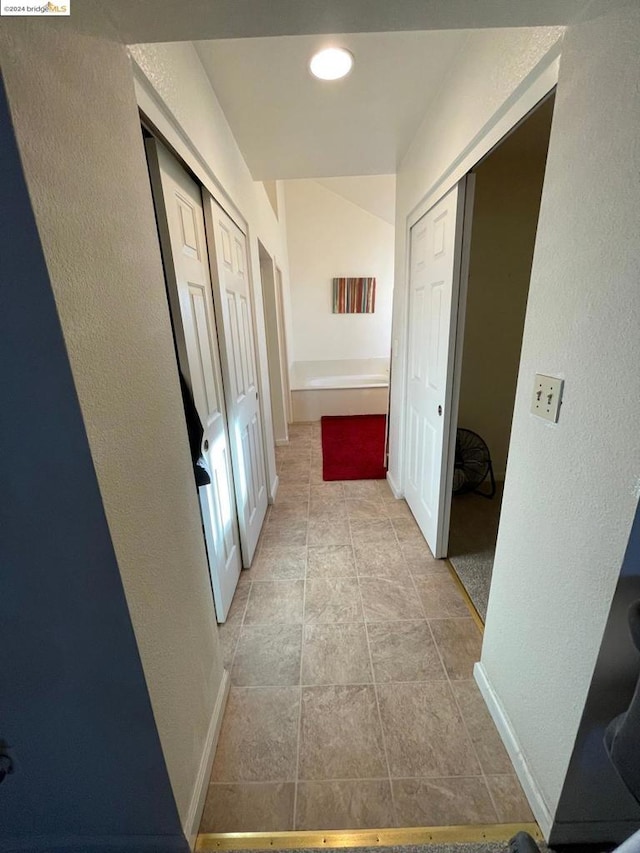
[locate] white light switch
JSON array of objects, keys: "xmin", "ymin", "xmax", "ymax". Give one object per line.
[{"xmin": 531, "ymin": 374, "xmax": 563, "ymax": 423}]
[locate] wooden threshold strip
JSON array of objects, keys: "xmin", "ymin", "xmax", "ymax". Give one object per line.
[{"xmin": 196, "ymin": 822, "xmax": 542, "ymax": 850}]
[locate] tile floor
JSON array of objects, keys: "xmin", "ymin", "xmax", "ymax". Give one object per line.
[{"xmin": 200, "ymin": 423, "xmax": 534, "ymax": 833}]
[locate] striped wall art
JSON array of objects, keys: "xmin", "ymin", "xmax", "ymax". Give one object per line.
[{"xmin": 332, "ymin": 277, "xmax": 376, "ymax": 314}]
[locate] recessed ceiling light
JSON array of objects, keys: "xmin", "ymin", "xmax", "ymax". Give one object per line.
[{"xmin": 309, "ymin": 47, "xmax": 354, "ymax": 81}]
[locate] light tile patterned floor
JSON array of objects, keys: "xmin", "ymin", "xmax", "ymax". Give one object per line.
[{"xmin": 200, "ymin": 422, "xmax": 533, "ymax": 833}]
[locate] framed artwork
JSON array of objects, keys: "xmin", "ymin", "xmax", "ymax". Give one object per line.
[{"xmin": 332, "ymin": 277, "xmax": 376, "ymax": 313}]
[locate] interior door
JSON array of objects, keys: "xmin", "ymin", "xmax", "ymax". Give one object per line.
[
  {"xmin": 149, "ymin": 140, "xmax": 241, "ymax": 622},
  {"xmin": 204, "ymin": 195, "xmax": 269, "ymax": 565},
  {"xmin": 404, "ymin": 179, "xmax": 469, "ymax": 558}
]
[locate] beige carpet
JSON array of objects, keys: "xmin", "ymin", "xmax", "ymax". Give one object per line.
[{"xmin": 448, "ymin": 484, "xmax": 503, "ymax": 621}]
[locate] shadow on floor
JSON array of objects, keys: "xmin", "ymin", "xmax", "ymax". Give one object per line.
[{"xmin": 448, "ymin": 483, "xmax": 504, "ymax": 621}]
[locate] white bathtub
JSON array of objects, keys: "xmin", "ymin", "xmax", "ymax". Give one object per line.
[{"xmin": 291, "ymin": 359, "xmax": 389, "ymax": 421}]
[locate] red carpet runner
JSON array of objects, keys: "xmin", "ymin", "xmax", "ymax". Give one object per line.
[{"xmin": 321, "ymin": 414, "xmax": 387, "ymax": 481}]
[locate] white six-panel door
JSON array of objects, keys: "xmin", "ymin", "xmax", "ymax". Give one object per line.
[
  {"xmin": 204, "ymin": 196, "xmax": 268, "ymax": 566},
  {"xmin": 152, "ymin": 142, "xmax": 242, "ymax": 622},
  {"xmin": 404, "ymin": 180, "xmax": 469, "ymax": 558}
]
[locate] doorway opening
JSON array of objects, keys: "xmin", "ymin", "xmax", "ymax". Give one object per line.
[
  {"xmin": 447, "ymin": 93, "xmax": 556, "ymax": 621},
  {"xmin": 258, "ymin": 240, "xmax": 291, "ymax": 446}
]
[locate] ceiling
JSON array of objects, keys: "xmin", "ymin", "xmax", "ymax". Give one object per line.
[
  {"xmin": 69, "ymin": 0, "xmax": 612, "ymax": 44},
  {"xmin": 314, "ymin": 176, "xmax": 396, "ymax": 224},
  {"xmin": 195, "ymin": 31, "xmax": 472, "ymax": 179}
]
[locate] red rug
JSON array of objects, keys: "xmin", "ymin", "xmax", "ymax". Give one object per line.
[{"xmin": 321, "ymin": 415, "xmax": 387, "ymax": 481}]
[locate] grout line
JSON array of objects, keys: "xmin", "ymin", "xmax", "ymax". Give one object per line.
[
  {"xmin": 351, "ymin": 511, "xmax": 399, "ymax": 829},
  {"xmin": 292, "ymin": 487, "xmax": 310, "ymax": 832}
]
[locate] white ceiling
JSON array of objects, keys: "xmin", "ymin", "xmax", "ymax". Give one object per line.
[
  {"xmin": 313, "ymin": 176, "xmax": 396, "ymax": 225},
  {"xmin": 74, "ymin": 0, "xmax": 605, "ymax": 43},
  {"xmin": 195, "ymin": 31, "xmax": 472, "ymax": 179}
]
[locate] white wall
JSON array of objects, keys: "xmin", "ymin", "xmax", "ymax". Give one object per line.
[
  {"xmin": 458, "ymin": 99, "xmax": 551, "ymax": 477},
  {"xmin": 130, "ymin": 40, "xmax": 292, "ymax": 496},
  {"xmin": 390, "ymin": 10, "xmax": 640, "ymax": 835},
  {"xmin": 284, "ymin": 178, "xmax": 395, "ymax": 363},
  {"xmin": 0, "ymin": 21, "xmax": 225, "ymax": 836},
  {"xmin": 480, "ymin": 6, "xmax": 640, "ymax": 830}
]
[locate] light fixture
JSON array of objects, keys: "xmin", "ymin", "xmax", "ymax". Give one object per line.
[{"xmin": 309, "ymin": 47, "xmax": 354, "ymax": 81}]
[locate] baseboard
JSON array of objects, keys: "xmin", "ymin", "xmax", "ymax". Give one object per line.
[
  {"xmin": 269, "ymin": 475, "xmax": 279, "ymax": 503},
  {"xmin": 386, "ymin": 470, "xmax": 402, "ymax": 499},
  {"xmin": 474, "ymin": 662, "xmax": 553, "ymax": 839},
  {"xmin": 275, "ymin": 438, "xmax": 289, "ymax": 447},
  {"xmin": 184, "ymin": 669, "xmax": 231, "ymax": 850}
]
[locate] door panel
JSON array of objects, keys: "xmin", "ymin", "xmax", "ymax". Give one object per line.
[
  {"xmin": 404, "ymin": 180, "xmax": 468, "ymax": 558},
  {"xmin": 150, "ymin": 140, "xmax": 241, "ymax": 622},
  {"xmin": 204, "ymin": 196, "xmax": 268, "ymax": 565}
]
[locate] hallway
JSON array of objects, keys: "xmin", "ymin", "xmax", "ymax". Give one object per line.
[{"xmin": 200, "ymin": 423, "xmax": 534, "ymax": 834}]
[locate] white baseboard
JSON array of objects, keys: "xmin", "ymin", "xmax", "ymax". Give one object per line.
[
  {"xmin": 275, "ymin": 438, "xmax": 289, "ymax": 446},
  {"xmin": 386, "ymin": 470, "xmax": 403, "ymax": 499},
  {"xmin": 184, "ymin": 668, "xmax": 230, "ymax": 849},
  {"xmin": 474, "ymin": 662, "xmax": 553, "ymax": 839},
  {"xmin": 270, "ymin": 474, "xmax": 279, "ymax": 503}
]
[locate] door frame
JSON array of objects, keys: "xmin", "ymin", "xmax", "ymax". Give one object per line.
[
  {"xmin": 397, "ymin": 53, "xmax": 560, "ymax": 552},
  {"xmin": 258, "ymin": 241, "xmax": 289, "ymax": 445}
]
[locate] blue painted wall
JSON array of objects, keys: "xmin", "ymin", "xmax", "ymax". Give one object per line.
[{"xmin": 0, "ymin": 75, "xmax": 188, "ymax": 852}]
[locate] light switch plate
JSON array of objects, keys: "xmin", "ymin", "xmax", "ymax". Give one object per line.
[{"xmin": 531, "ymin": 374, "xmax": 564, "ymax": 423}]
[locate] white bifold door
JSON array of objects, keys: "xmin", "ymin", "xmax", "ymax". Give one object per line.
[
  {"xmin": 149, "ymin": 141, "xmax": 242, "ymax": 621},
  {"xmin": 404, "ymin": 179, "xmax": 472, "ymax": 558},
  {"xmin": 204, "ymin": 195, "xmax": 268, "ymax": 566}
]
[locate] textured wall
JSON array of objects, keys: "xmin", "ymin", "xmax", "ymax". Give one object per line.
[
  {"xmin": 0, "ymin": 22, "xmax": 224, "ymax": 831},
  {"xmin": 481, "ymin": 5, "xmax": 640, "ymax": 829},
  {"xmin": 284, "ymin": 179, "xmax": 395, "ymax": 363},
  {"xmin": 0, "ymin": 70, "xmax": 185, "ymax": 852}
]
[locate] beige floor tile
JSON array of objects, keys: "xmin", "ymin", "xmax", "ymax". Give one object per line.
[
  {"xmin": 250, "ymin": 546, "xmax": 307, "ymax": 581},
  {"xmin": 261, "ymin": 521, "xmax": 308, "ymax": 548},
  {"xmin": 367, "ymin": 621, "xmax": 445, "ymax": 682},
  {"xmin": 231, "ymin": 624, "xmax": 302, "ymax": 686},
  {"xmin": 218, "ymin": 617, "xmax": 242, "ymax": 670},
  {"xmin": 413, "ymin": 574, "xmax": 470, "ymax": 618},
  {"xmin": 279, "ymin": 468, "xmax": 311, "ymax": 485},
  {"xmin": 383, "ymin": 500, "xmax": 414, "ymax": 520},
  {"xmin": 402, "ymin": 543, "xmax": 448, "ymax": 576},
  {"xmin": 391, "ymin": 516, "xmax": 426, "ymax": 545},
  {"xmin": 486, "ymin": 774, "xmax": 535, "ymax": 822},
  {"xmin": 307, "ymin": 545, "xmax": 356, "ymax": 578},
  {"xmin": 392, "ymin": 777, "xmax": 497, "ymax": 826},
  {"xmin": 375, "ymin": 480, "xmax": 397, "ymax": 501},
  {"xmin": 299, "ymin": 685, "xmax": 387, "ymax": 779},
  {"xmin": 343, "ymin": 480, "xmax": 383, "ymax": 500},
  {"xmin": 451, "ymin": 680, "xmax": 513, "ymax": 775},
  {"xmin": 275, "ymin": 484, "xmax": 310, "ymax": 504},
  {"xmin": 305, "ymin": 577, "xmax": 363, "ymax": 623},
  {"xmin": 354, "ymin": 541, "xmax": 411, "ymax": 580},
  {"xmin": 430, "ymin": 618, "xmax": 482, "ymax": 680},
  {"xmin": 302, "ymin": 623, "xmax": 372, "ymax": 685},
  {"xmin": 295, "ymin": 779, "xmax": 394, "ymax": 830},
  {"xmin": 211, "ymin": 687, "xmax": 300, "ymax": 782},
  {"xmin": 245, "ymin": 580, "xmax": 305, "ymax": 625},
  {"xmin": 201, "ymin": 782, "xmax": 295, "ymax": 832},
  {"xmin": 377, "ymin": 681, "xmax": 480, "ymax": 778},
  {"xmin": 309, "ymin": 499, "xmax": 347, "ymax": 520},
  {"xmin": 350, "ymin": 519, "xmax": 395, "ymax": 545},
  {"xmin": 310, "ymin": 482, "xmax": 344, "ymax": 500},
  {"xmin": 310, "ymin": 465, "xmax": 325, "ymax": 484},
  {"xmin": 346, "ymin": 499, "xmax": 388, "ymax": 520},
  {"xmin": 267, "ymin": 503, "xmax": 309, "ymax": 525},
  {"xmin": 308, "ymin": 518, "xmax": 351, "ymax": 547},
  {"xmin": 360, "ymin": 577, "xmax": 425, "ymax": 621}
]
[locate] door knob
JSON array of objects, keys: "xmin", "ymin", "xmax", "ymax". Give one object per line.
[
  {"xmin": 438, "ymin": 405, "xmax": 443, "ymax": 416},
  {"xmin": 203, "ymin": 439, "xmax": 209, "ymax": 451}
]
